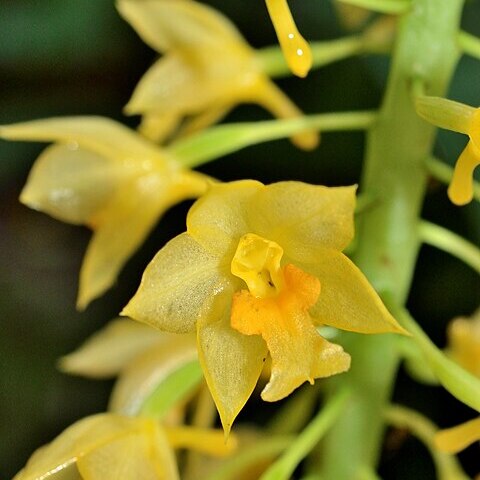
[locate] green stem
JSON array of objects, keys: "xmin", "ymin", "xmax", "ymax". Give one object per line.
[
  {"xmin": 260, "ymin": 388, "xmax": 351, "ymax": 480},
  {"xmin": 258, "ymin": 36, "xmax": 364, "ymax": 79},
  {"xmin": 319, "ymin": 1, "xmax": 464, "ymax": 478},
  {"xmin": 387, "ymin": 299, "xmax": 480, "ymax": 413},
  {"xmin": 171, "ymin": 111, "xmax": 377, "ymax": 168},
  {"xmin": 207, "ymin": 436, "xmax": 293, "ymax": 480},
  {"xmin": 336, "ymin": 0, "xmax": 411, "ymax": 14},
  {"xmin": 425, "ymin": 157, "xmax": 480, "ymax": 201},
  {"xmin": 385, "ymin": 405, "xmax": 470, "ymax": 480},
  {"xmin": 419, "ymin": 220, "xmax": 480, "ymax": 275},
  {"xmin": 458, "ymin": 30, "xmax": 480, "ymax": 60}
]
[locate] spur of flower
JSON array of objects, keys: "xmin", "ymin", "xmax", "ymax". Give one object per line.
[
  {"xmin": 123, "ymin": 180, "xmax": 406, "ymax": 432},
  {"xmin": 264, "ymin": 0, "xmax": 313, "ymax": 78},
  {"xmin": 14, "ymin": 413, "xmax": 235, "ymax": 480},
  {"xmin": 415, "ymin": 96, "xmax": 480, "ymax": 205},
  {"xmin": 118, "ymin": 0, "xmax": 318, "ymax": 149},
  {"xmin": 0, "ymin": 117, "xmax": 209, "ymax": 309}
]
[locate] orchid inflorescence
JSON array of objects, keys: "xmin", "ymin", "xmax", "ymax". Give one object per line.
[{"xmin": 2, "ymin": 0, "xmax": 480, "ymax": 479}]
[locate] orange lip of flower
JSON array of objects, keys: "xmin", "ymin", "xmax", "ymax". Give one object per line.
[{"xmin": 230, "ymin": 233, "xmax": 350, "ymax": 402}]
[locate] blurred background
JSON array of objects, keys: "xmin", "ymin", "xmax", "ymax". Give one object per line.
[{"xmin": 1, "ymin": 1, "xmax": 479, "ymax": 478}]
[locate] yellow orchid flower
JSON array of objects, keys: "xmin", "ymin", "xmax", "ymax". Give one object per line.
[
  {"xmin": 123, "ymin": 180, "xmax": 406, "ymax": 433},
  {"xmin": 118, "ymin": 0, "xmax": 318, "ymax": 150},
  {"xmin": 14, "ymin": 413, "xmax": 236, "ymax": 480},
  {"xmin": 435, "ymin": 416, "xmax": 480, "ymax": 454},
  {"xmin": 446, "ymin": 308, "xmax": 480, "ymax": 378},
  {"xmin": 0, "ymin": 117, "xmax": 209, "ymax": 309},
  {"xmin": 415, "ymin": 96, "xmax": 480, "ymax": 205}
]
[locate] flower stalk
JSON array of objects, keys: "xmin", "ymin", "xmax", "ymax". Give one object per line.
[{"xmin": 319, "ymin": 1, "xmax": 464, "ymax": 477}]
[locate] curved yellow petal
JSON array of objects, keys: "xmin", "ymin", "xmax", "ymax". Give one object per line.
[
  {"xmin": 231, "ymin": 264, "xmax": 350, "ymax": 402},
  {"xmin": 197, "ymin": 292, "xmax": 267, "ymax": 435},
  {"xmin": 19, "ymin": 144, "xmax": 119, "ymax": 225},
  {"xmin": 187, "ymin": 180, "xmax": 263, "ymax": 257},
  {"xmin": 303, "ymin": 250, "xmax": 406, "ymax": 334},
  {"xmin": 59, "ymin": 318, "xmax": 167, "ymax": 378},
  {"xmin": 109, "ymin": 334, "xmax": 197, "ymax": 415},
  {"xmin": 248, "ymin": 182, "xmax": 356, "ymax": 260},
  {"xmin": 0, "ymin": 116, "xmax": 162, "ymax": 164},
  {"xmin": 448, "ymin": 140, "xmax": 480, "ymax": 206},
  {"xmin": 434, "ymin": 417, "xmax": 480, "ymax": 453},
  {"xmin": 123, "ymin": 233, "xmax": 232, "ymax": 333},
  {"xmin": 117, "ymin": 0, "xmax": 244, "ymax": 54},
  {"xmin": 265, "ymin": 0, "xmax": 312, "ymax": 78}
]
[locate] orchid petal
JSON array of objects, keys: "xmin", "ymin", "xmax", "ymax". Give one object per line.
[
  {"xmin": 59, "ymin": 318, "xmax": 166, "ymax": 378},
  {"xmin": 78, "ymin": 175, "xmax": 174, "ymax": 309},
  {"xmin": 117, "ymin": 0, "xmax": 243, "ymax": 54},
  {"xmin": 20, "ymin": 144, "xmax": 120, "ymax": 225},
  {"xmin": 303, "ymin": 250, "xmax": 406, "ymax": 334},
  {"xmin": 123, "ymin": 233, "xmax": 232, "ymax": 333},
  {"xmin": 0, "ymin": 116, "xmax": 162, "ymax": 163},
  {"xmin": 249, "ymin": 183, "xmax": 356, "ymax": 260},
  {"xmin": 187, "ymin": 180, "xmax": 263, "ymax": 257},
  {"xmin": 197, "ymin": 293, "xmax": 267, "ymax": 435}
]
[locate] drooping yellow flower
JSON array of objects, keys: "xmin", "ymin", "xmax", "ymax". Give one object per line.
[
  {"xmin": 14, "ymin": 413, "xmax": 235, "ymax": 480},
  {"xmin": 446, "ymin": 309, "xmax": 480, "ymax": 378},
  {"xmin": 415, "ymin": 96, "xmax": 480, "ymax": 205},
  {"xmin": 264, "ymin": 0, "xmax": 312, "ymax": 78},
  {"xmin": 123, "ymin": 180, "xmax": 406, "ymax": 432},
  {"xmin": 435, "ymin": 416, "xmax": 480, "ymax": 453},
  {"xmin": 0, "ymin": 117, "xmax": 209, "ymax": 309},
  {"xmin": 118, "ymin": 0, "xmax": 318, "ymax": 149}
]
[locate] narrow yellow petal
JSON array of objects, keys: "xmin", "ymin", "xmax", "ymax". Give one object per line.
[
  {"xmin": 231, "ymin": 264, "xmax": 350, "ymax": 402},
  {"xmin": 304, "ymin": 250, "xmax": 407, "ymax": 335},
  {"xmin": 448, "ymin": 140, "xmax": 480, "ymax": 206},
  {"xmin": 123, "ymin": 233, "xmax": 232, "ymax": 333},
  {"xmin": 165, "ymin": 426, "xmax": 237, "ymax": 457},
  {"xmin": 435, "ymin": 417, "xmax": 480, "ymax": 453},
  {"xmin": 59, "ymin": 318, "xmax": 165, "ymax": 378},
  {"xmin": 197, "ymin": 292, "xmax": 267, "ymax": 435},
  {"xmin": 0, "ymin": 116, "xmax": 162, "ymax": 163},
  {"xmin": 265, "ymin": 0, "xmax": 312, "ymax": 78},
  {"xmin": 77, "ymin": 176, "xmax": 172, "ymax": 309},
  {"xmin": 248, "ymin": 182, "xmax": 356, "ymax": 259}
]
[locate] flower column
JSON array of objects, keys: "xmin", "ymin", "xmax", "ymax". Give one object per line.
[{"xmin": 320, "ymin": 1, "xmax": 464, "ymax": 478}]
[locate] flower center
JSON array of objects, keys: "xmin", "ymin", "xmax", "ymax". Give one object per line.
[{"xmin": 231, "ymin": 233, "xmax": 284, "ymax": 298}]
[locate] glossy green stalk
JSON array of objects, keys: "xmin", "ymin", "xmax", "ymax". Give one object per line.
[{"xmin": 319, "ymin": 1, "xmax": 464, "ymax": 478}]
